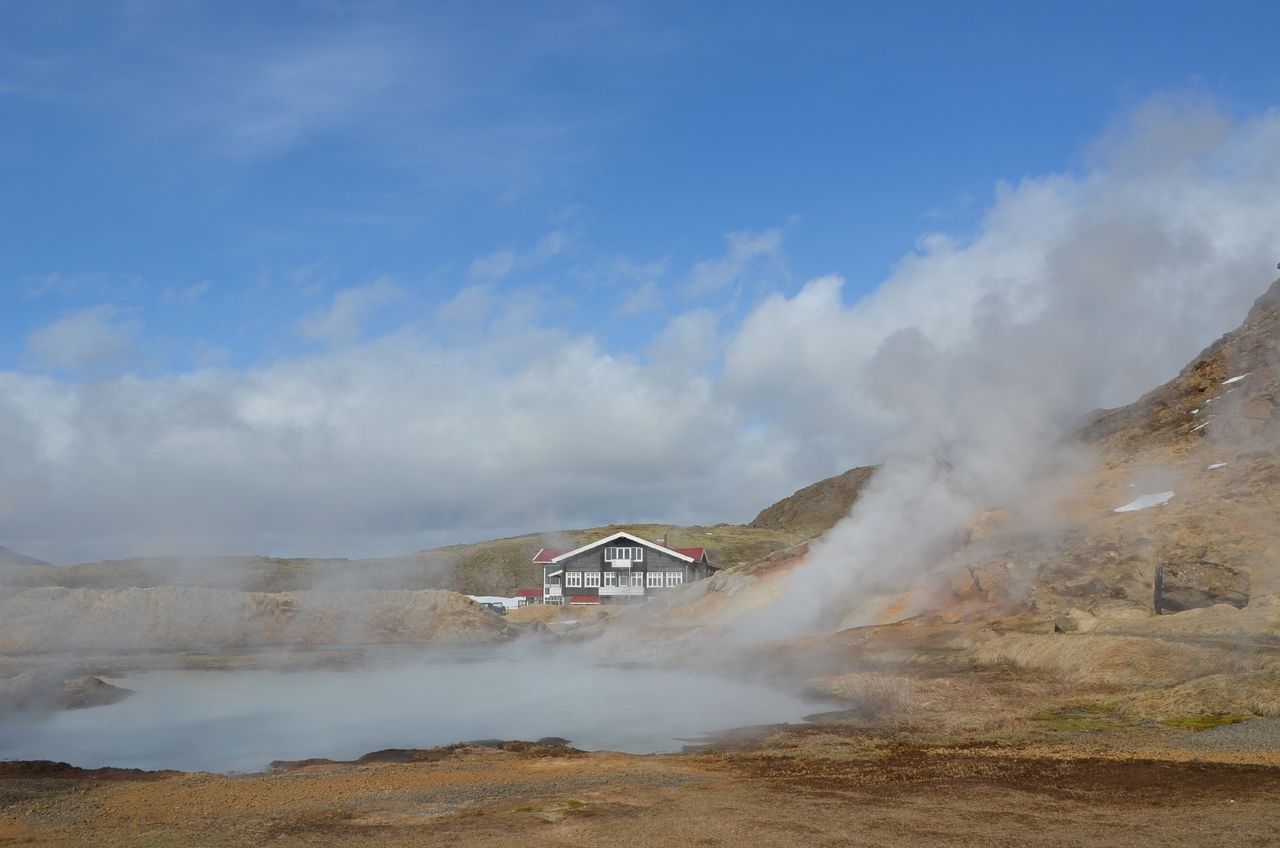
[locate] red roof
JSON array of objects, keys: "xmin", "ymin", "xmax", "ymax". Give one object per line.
[
  {"xmin": 673, "ymin": 547, "xmax": 706, "ymax": 561},
  {"xmin": 514, "ymin": 588, "xmax": 543, "ymax": 598},
  {"xmin": 568, "ymin": 595, "xmax": 600, "ymax": 604},
  {"xmin": 532, "ymin": 547, "xmax": 566, "ymax": 564}
]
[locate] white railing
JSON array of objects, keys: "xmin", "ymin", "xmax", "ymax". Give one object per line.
[
  {"xmin": 599, "ymin": 585, "xmax": 645, "ymax": 596},
  {"xmin": 544, "ymin": 585, "xmax": 562, "ymax": 596},
  {"xmin": 605, "ymin": 559, "xmax": 632, "ymax": 568}
]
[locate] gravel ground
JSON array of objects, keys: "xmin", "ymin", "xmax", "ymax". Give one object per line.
[
  {"xmin": 4, "ymin": 743, "xmax": 1280, "ymax": 847},
  {"xmin": 1179, "ymin": 718, "xmax": 1280, "ymax": 751}
]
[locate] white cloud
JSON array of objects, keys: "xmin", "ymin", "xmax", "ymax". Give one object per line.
[
  {"xmin": 687, "ymin": 228, "xmax": 783, "ymax": 296},
  {"xmin": 580, "ymin": 255, "xmax": 668, "ymax": 315},
  {"xmin": 163, "ymin": 282, "xmax": 213, "ymax": 304},
  {"xmin": 468, "ymin": 249, "xmax": 518, "ymax": 283},
  {"xmin": 4, "ymin": 100, "xmax": 1280, "ymax": 568},
  {"xmin": 298, "ymin": 280, "xmax": 402, "ymax": 346},
  {"xmin": 618, "ymin": 280, "xmax": 663, "ymax": 315},
  {"xmin": 25, "ymin": 306, "xmax": 139, "ymax": 374},
  {"xmin": 21, "ymin": 272, "xmax": 141, "ymax": 299},
  {"xmin": 189, "ymin": 31, "xmax": 408, "ymax": 159},
  {"xmin": 468, "ymin": 230, "xmax": 569, "ymax": 282}
]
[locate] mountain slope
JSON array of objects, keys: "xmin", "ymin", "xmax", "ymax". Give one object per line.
[
  {"xmin": 749, "ymin": 466, "xmax": 876, "ymax": 535},
  {"xmin": 0, "ymin": 546, "xmax": 50, "ymax": 567}
]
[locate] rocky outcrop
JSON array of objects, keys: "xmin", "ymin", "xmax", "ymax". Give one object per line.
[
  {"xmin": 1155, "ymin": 561, "xmax": 1250, "ymax": 614},
  {"xmin": 0, "ymin": 672, "xmax": 132, "ymax": 712}
]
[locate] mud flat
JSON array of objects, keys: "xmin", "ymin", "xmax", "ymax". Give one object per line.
[{"xmin": 2, "ymin": 727, "xmax": 1279, "ymax": 847}]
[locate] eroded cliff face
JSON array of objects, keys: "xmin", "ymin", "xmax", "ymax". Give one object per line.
[{"xmin": 0, "ymin": 586, "xmax": 516, "ymax": 654}]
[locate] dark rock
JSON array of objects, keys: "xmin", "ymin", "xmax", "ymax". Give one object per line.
[
  {"xmin": 59, "ymin": 676, "xmax": 133, "ymax": 710},
  {"xmin": 0, "ymin": 760, "xmax": 177, "ymax": 780},
  {"xmin": 535, "ymin": 736, "xmax": 571, "ymax": 746},
  {"xmin": 1155, "ymin": 561, "xmax": 1250, "ymax": 614},
  {"xmin": 0, "ymin": 672, "xmax": 132, "ymax": 713}
]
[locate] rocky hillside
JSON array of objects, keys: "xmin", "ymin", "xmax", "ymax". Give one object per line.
[{"xmin": 749, "ymin": 465, "xmax": 876, "ymax": 535}]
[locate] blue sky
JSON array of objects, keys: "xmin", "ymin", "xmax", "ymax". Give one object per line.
[
  {"xmin": 4, "ymin": 1, "xmax": 1277, "ymax": 372},
  {"xmin": 3, "ymin": 1, "xmax": 1280, "ymax": 561}
]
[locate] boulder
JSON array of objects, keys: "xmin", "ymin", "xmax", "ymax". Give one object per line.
[{"xmin": 1155, "ymin": 561, "xmax": 1250, "ymax": 614}]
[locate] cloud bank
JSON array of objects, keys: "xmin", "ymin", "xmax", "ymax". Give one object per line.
[{"xmin": 3, "ymin": 100, "xmax": 1280, "ymax": 565}]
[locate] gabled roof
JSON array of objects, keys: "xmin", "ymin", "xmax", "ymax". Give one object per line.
[{"xmin": 532, "ymin": 531, "xmax": 714, "ymax": 566}]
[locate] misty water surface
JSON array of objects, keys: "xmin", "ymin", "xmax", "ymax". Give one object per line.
[{"xmin": 0, "ymin": 656, "xmax": 826, "ymax": 772}]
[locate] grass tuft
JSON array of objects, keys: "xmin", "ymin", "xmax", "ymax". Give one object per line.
[{"xmin": 1158, "ymin": 714, "xmax": 1250, "ymax": 730}]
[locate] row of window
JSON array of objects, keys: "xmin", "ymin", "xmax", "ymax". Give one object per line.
[
  {"xmin": 604, "ymin": 546, "xmax": 644, "ymax": 561},
  {"xmin": 562, "ymin": 571, "xmax": 684, "ymax": 588}
]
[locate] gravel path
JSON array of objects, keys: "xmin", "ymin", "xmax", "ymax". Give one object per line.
[{"xmin": 1179, "ymin": 718, "xmax": 1280, "ymax": 751}]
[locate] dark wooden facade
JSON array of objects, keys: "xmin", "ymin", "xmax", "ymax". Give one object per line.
[{"xmin": 538, "ymin": 532, "xmax": 716, "ymax": 604}]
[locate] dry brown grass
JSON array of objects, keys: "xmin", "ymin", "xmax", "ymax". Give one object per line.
[
  {"xmin": 970, "ymin": 632, "xmax": 1270, "ymax": 688},
  {"xmin": 504, "ymin": 605, "xmax": 564, "ymax": 624},
  {"xmin": 1125, "ymin": 671, "xmax": 1280, "ymax": 718}
]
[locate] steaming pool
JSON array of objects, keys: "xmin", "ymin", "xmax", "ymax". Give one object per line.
[{"xmin": 0, "ymin": 654, "xmax": 827, "ymax": 772}]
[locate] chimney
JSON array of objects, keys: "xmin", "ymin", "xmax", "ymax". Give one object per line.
[{"xmin": 662, "ymin": 530, "xmax": 669, "ymax": 548}]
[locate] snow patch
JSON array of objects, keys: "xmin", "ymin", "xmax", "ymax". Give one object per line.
[
  {"xmin": 1191, "ymin": 421, "xmax": 1209, "ymax": 432},
  {"xmin": 1222, "ymin": 373, "xmax": 1251, "ymax": 385},
  {"xmin": 1114, "ymin": 491, "xmax": 1176, "ymax": 513},
  {"xmin": 1207, "ymin": 462, "xmax": 1228, "ymax": 470}
]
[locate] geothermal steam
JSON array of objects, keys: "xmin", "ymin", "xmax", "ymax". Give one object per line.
[{"xmin": 737, "ymin": 100, "xmax": 1280, "ymax": 640}]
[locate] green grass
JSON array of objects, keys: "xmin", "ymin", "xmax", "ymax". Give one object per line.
[
  {"xmin": 1028, "ymin": 703, "xmax": 1128, "ymax": 732},
  {"xmin": 512, "ymin": 799, "xmax": 600, "ymax": 820},
  {"xmin": 1158, "ymin": 714, "xmax": 1250, "ymax": 730}
]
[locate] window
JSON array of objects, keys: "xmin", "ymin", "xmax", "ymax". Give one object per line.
[
  {"xmin": 646, "ymin": 571, "xmax": 663, "ymax": 588},
  {"xmin": 603, "ymin": 572, "xmax": 617, "ymax": 587},
  {"xmin": 565, "ymin": 572, "xmax": 582, "ymax": 588},
  {"xmin": 604, "ymin": 546, "xmax": 644, "ymax": 562},
  {"xmin": 630, "ymin": 573, "xmax": 644, "ymax": 588},
  {"xmin": 584, "ymin": 571, "xmax": 601, "ymax": 588},
  {"xmin": 666, "ymin": 571, "xmax": 683, "ymax": 587}
]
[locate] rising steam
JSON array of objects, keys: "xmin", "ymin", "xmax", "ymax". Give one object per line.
[{"xmin": 735, "ymin": 98, "xmax": 1280, "ymax": 641}]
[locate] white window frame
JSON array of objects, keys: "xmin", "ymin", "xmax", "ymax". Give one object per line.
[
  {"xmin": 605, "ymin": 546, "xmax": 644, "ymax": 562},
  {"xmin": 646, "ymin": 571, "xmax": 663, "ymax": 588},
  {"xmin": 666, "ymin": 571, "xmax": 683, "ymax": 587},
  {"xmin": 584, "ymin": 571, "xmax": 601, "ymax": 588},
  {"xmin": 565, "ymin": 572, "xmax": 582, "ymax": 588},
  {"xmin": 630, "ymin": 572, "xmax": 644, "ymax": 588},
  {"xmin": 603, "ymin": 571, "xmax": 617, "ymax": 587}
]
